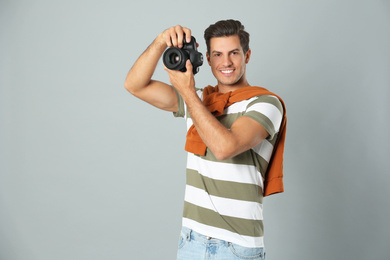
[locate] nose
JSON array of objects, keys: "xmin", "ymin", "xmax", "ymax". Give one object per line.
[{"xmin": 221, "ymin": 55, "xmax": 233, "ymax": 67}]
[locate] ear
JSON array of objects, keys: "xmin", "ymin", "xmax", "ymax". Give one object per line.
[
  {"xmin": 206, "ymin": 52, "xmax": 211, "ymax": 66},
  {"xmin": 245, "ymin": 49, "xmax": 251, "ymax": 64}
]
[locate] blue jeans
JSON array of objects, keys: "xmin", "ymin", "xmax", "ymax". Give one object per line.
[{"xmin": 177, "ymin": 227, "xmax": 266, "ymax": 260}]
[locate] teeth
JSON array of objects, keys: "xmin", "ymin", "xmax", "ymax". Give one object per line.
[{"xmin": 221, "ymin": 70, "xmax": 234, "ymax": 73}]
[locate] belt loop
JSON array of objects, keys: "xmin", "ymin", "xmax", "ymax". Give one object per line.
[{"xmin": 187, "ymin": 229, "xmax": 192, "ymax": 241}]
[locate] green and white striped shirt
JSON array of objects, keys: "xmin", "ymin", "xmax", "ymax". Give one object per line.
[{"xmin": 174, "ymin": 87, "xmax": 283, "ymax": 248}]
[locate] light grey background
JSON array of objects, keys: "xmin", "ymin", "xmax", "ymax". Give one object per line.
[{"xmin": 1, "ymin": 0, "xmax": 389, "ymax": 259}]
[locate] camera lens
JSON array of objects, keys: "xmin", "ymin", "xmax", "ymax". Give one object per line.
[
  {"xmin": 168, "ymin": 53, "xmax": 180, "ymax": 65},
  {"xmin": 163, "ymin": 47, "xmax": 187, "ymax": 71}
]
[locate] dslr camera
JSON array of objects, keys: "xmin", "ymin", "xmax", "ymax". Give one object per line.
[{"xmin": 163, "ymin": 35, "xmax": 203, "ymax": 75}]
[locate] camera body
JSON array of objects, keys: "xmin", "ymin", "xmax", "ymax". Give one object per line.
[{"xmin": 163, "ymin": 35, "xmax": 203, "ymax": 75}]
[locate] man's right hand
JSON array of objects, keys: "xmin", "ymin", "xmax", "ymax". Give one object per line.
[{"xmin": 157, "ymin": 25, "xmax": 192, "ymax": 49}]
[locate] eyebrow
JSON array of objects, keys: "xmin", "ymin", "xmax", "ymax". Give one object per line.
[{"xmin": 211, "ymin": 48, "xmax": 241, "ymax": 54}]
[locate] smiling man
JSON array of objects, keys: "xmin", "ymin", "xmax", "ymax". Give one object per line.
[{"xmin": 125, "ymin": 19, "xmax": 287, "ymax": 260}]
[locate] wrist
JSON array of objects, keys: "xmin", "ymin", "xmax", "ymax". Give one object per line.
[
  {"xmin": 181, "ymin": 89, "xmax": 201, "ymax": 108},
  {"xmin": 154, "ymin": 33, "xmax": 168, "ymax": 50}
]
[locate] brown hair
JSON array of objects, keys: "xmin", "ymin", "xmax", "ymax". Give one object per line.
[{"xmin": 204, "ymin": 19, "xmax": 250, "ymax": 54}]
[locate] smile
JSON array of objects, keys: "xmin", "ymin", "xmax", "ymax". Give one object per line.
[{"xmin": 220, "ymin": 69, "xmax": 234, "ymax": 75}]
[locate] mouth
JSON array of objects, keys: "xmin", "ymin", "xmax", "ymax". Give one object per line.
[{"xmin": 220, "ymin": 69, "xmax": 235, "ymax": 76}]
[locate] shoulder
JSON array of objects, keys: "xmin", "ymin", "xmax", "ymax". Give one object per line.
[
  {"xmin": 246, "ymin": 95, "xmax": 283, "ymax": 114},
  {"xmin": 244, "ymin": 94, "xmax": 284, "ymax": 137}
]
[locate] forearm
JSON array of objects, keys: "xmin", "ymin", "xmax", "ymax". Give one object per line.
[
  {"xmin": 124, "ymin": 35, "xmax": 166, "ymax": 94},
  {"xmin": 183, "ymin": 91, "xmax": 237, "ymax": 160}
]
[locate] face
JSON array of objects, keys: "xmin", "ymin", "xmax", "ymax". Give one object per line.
[{"xmin": 206, "ymin": 35, "xmax": 251, "ymax": 89}]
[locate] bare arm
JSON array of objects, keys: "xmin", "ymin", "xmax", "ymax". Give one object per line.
[
  {"xmin": 124, "ymin": 26, "xmax": 192, "ymax": 112},
  {"xmin": 187, "ymin": 97, "xmax": 268, "ymax": 160},
  {"xmin": 165, "ymin": 61, "xmax": 269, "ymax": 160}
]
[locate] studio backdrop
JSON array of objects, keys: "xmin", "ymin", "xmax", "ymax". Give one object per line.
[{"xmin": 1, "ymin": 0, "xmax": 389, "ymax": 259}]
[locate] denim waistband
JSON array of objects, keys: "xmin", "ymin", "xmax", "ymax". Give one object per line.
[{"xmin": 181, "ymin": 227, "xmax": 230, "ymax": 246}]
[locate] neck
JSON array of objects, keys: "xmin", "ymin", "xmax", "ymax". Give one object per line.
[{"xmin": 217, "ymin": 79, "xmax": 250, "ymax": 93}]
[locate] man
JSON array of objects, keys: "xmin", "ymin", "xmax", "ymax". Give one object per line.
[{"xmin": 125, "ymin": 19, "xmax": 286, "ymax": 260}]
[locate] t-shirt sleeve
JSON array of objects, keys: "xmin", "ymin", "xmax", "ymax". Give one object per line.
[
  {"xmin": 243, "ymin": 95, "xmax": 284, "ymax": 140},
  {"xmin": 172, "ymin": 87, "xmax": 203, "ymax": 118},
  {"xmin": 172, "ymin": 86, "xmax": 185, "ymax": 118}
]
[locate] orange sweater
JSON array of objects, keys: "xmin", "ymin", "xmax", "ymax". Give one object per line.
[{"xmin": 185, "ymin": 85, "xmax": 287, "ymax": 197}]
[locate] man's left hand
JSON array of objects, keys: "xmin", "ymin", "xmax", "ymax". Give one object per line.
[{"xmin": 164, "ymin": 59, "xmax": 196, "ymax": 98}]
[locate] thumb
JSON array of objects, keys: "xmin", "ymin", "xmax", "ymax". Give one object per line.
[{"xmin": 186, "ymin": 59, "xmax": 193, "ymax": 72}]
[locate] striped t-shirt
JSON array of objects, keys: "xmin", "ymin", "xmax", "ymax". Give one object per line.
[{"xmin": 173, "ymin": 87, "xmax": 284, "ymax": 248}]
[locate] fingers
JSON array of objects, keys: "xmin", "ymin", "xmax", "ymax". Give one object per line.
[
  {"xmin": 182, "ymin": 27, "xmax": 192, "ymax": 43},
  {"xmin": 164, "ymin": 59, "xmax": 193, "ymax": 74},
  {"xmin": 163, "ymin": 25, "xmax": 191, "ymax": 48}
]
